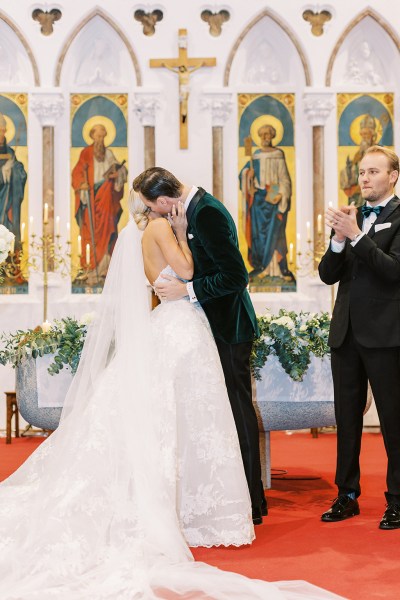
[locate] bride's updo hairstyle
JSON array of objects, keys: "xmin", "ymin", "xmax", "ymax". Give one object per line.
[{"xmin": 128, "ymin": 189, "xmax": 150, "ymax": 231}]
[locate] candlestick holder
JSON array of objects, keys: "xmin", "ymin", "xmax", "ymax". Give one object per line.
[
  {"xmin": 289, "ymin": 229, "xmax": 336, "ymax": 311},
  {"xmin": 288, "ymin": 232, "xmax": 327, "ymax": 279},
  {"xmin": 1, "ymin": 221, "xmax": 91, "ymax": 319}
]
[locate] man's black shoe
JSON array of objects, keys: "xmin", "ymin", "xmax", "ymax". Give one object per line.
[
  {"xmin": 252, "ymin": 507, "xmax": 263, "ymax": 525},
  {"xmin": 379, "ymin": 503, "xmax": 400, "ymax": 529},
  {"xmin": 321, "ymin": 495, "xmax": 360, "ymax": 522}
]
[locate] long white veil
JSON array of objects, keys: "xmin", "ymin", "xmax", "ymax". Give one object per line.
[{"xmin": 0, "ymin": 218, "xmax": 344, "ymax": 600}]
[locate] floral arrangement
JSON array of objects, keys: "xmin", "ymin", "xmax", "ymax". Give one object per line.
[
  {"xmin": 0, "ymin": 224, "xmax": 15, "ymax": 282},
  {"xmin": 251, "ymin": 309, "xmax": 331, "ymax": 382},
  {"xmin": 0, "ymin": 314, "xmax": 95, "ymax": 376}
]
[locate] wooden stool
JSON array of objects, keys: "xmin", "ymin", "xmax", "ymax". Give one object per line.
[{"xmin": 5, "ymin": 391, "xmax": 20, "ymax": 444}]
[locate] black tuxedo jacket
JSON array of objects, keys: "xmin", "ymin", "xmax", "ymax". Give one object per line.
[
  {"xmin": 319, "ymin": 196, "xmax": 400, "ymax": 348},
  {"xmin": 186, "ymin": 188, "xmax": 259, "ymax": 344}
]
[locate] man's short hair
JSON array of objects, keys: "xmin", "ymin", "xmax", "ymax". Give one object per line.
[
  {"xmin": 364, "ymin": 145, "xmax": 399, "ymax": 185},
  {"xmin": 132, "ymin": 167, "xmax": 183, "ymax": 201}
]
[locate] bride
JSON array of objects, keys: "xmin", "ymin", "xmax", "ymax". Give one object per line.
[{"xmin": 0, "ymin": 192, "xmax": 343, "ymax": 599}]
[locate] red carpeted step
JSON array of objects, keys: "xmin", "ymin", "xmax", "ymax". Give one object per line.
[{"xmin": 2, "ymin": 432, "xmax": 399, "ymax": 600}]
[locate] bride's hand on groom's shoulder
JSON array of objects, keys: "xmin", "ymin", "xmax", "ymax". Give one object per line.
[{"xmin": 154, "ymin": 274, "xmax": 188, "ymax": 301}]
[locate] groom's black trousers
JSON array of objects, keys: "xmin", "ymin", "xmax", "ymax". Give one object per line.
[{"xmin": 215, "ymin": 338, "xmax": 264, "ymax": 510}]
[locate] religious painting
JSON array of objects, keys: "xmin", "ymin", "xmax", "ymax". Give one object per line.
[
  {"xmin": 338, "ymin": 93, "xmax": 394, "ymax": 208},
  {"xmin": 0, "ymin": 93, "xmax": 28, "ymax": 294},
  {"xmin": 238, "ymin": 93, "xmax": 296, "ymax": 293},
  {"xmin": 70, "ymin": 93, "xmax": 129, "ymax": 294}
]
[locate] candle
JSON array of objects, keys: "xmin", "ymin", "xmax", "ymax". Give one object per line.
[
  {"xmin": 21, "ymin": 222, "xmax": 26, "ymax": 242},
  {"xmin": 44, "ymin": 203, "xmax": 48, "ymax": 224},
  {"xmin": 41, "ymin": 320, "xmax": 52, "ymax": 333},
  {"xmin": 55, "ymin": 216, "xmax": 60, "ymax": 236},
  {"xmin": 10, "ymin": 236, "xmax": 15, "ymax": 254},
  {"xmin": 328, "ymin": 201, "xmax": 333, "ymax": 208},
  {"xmin": 317, "ymin": 214, "xmax": 322, "ymax": 234},
  {"xmin": 289, "ymin": 242, "xmax": 294, "ymax": 264},
  {"xmin": 306, "ymin": 221, "xmax": 311, "ymax": 242},
  {"xmin": 66, "ymin": 222, "xmax": 70, "ymax": 242},
  {"xmin": 77, "ymin": 235, "xmax": 82, "ymax": 255},
  {"xmin": 86, "ymin": 243, "xmax": 90, "ymax": 265},
  {"xmin": 29, "ymin": 216, "xmax": 34, "ymax": 236},
  {"xmin": 297, "ymin": 232, "xmax": 301, "ymax": 247}
]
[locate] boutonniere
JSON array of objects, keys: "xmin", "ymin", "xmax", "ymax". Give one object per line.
[{"xmin": 188, "ymin": 233, "xmax": 194, "ymax": 239}]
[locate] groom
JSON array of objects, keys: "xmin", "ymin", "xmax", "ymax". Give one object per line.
[{"xmin": 132, "ymin": 167, "xmax": 267, "ymax": 525}]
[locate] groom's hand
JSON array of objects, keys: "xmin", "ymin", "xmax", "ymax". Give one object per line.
[{"xmin": 154, "ymin": 274, "xmax": 189, "ymax": 300}]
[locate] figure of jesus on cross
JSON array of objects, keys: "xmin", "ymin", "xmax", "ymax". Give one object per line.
[{"xmin": 150, "ymin": 29, "xmax": 216, "ymax": 149}]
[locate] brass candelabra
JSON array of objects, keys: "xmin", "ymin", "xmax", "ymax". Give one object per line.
[{"xmin": 2, "ymin": 217, "xmax": 92, "ymax": 322}]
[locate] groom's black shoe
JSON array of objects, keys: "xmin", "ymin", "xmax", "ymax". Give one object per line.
[
  {"xmin": 252, "ymin": 507, "xmax": 263, "ymax": 525},
  {"xmin": 321, "ymin": 495, "xmax": 360, "ymax": 522}
]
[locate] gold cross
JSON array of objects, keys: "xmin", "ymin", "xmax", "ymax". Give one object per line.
[{"xmin": 150, "ymin": 29, "xmax": 216, "ymax": 149}]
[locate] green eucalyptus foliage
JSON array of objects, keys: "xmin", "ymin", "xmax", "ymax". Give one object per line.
[
  {"xmin": 251, "ymin": 310, "xmax": 331, "ymax": 382},
  {"xmin": 0, "ymin": 317, "xmax": 88, "ymax": 376}
]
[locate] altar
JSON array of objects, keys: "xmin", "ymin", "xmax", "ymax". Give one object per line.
[{"xmin": 252, "ymin": 355, "xmax": 336, "ymax": 488}]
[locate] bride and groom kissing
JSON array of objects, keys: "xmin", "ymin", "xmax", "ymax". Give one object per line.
[
  {"xmin": 132, "ymin": 166, "xmax": 267, "ymax": 526},
  {"xmin": 0, "ymin": 167, "xmax": 341, "ymax": 599}
]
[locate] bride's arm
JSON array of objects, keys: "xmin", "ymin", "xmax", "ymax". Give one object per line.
[{"xmin": 153, "ymin": 217, "xmax": 194, "ymax": 280}]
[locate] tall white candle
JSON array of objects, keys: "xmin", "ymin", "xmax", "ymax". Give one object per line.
[
  {"xmin": 289, "ymin": 242, "xmax": 294, "ymax": 264},
  {"xmin": 77, "ymin": 235, "xmax": 82, "ymax": 255},
  {"xmin": 86, "ymin": 243, "xmax": 90, "ymax": 265},
  {"xmin": 297, "ymin": 232, "xmax": 301, "ymax": 247},
  {"xmin": 44, "ymin": 203, "xmax": 48, "ymax": 224},
  {"xmin": 55, "ymin": 216, "xmax": 60, "ymax": 236},
  {"xmin": 66, "ymin": 222, "xmax": 70, "ymax": 242},
  {"xmin": 306, "ymin": 221, "xmax": 311, "ymax": 241},
  {"xmin": 21, "ymin": 222, "xmax": 26, "ymax": 242},
  {"xmin": 317, "ymin": 214, "xmax": 322, "ymax": 234},
  {"xmin": 29, "ymin": 216, "xmax": 34, "ymax": 236}
]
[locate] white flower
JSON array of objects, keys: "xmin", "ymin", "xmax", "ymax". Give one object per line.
[
  {"xmin": 0, "ymin": 225, "xmax": 14, "ymax": 265},
  {"xmin": 262, "ymin": 335, "xmax": 274, "ymax": 345},
  {"xmin": 299, "ymin": 324, "xmax": 307, "ymax": 332},
  {"xmin": 271, "ymin": 315, "xmax": 295, "ymax": 330},
  {"xmin": 79, "ymin": 312, "xmax": 96, "ymax": 326}
]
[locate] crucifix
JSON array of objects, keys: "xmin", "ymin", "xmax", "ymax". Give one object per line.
[{"xmin": 150, "ymin": 28, "xmax": 216, "ymax": 149}]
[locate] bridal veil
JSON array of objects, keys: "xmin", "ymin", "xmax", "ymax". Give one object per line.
[{"xmin": 0, "ymin": 218, "xmax": 344, "ymax": 600}]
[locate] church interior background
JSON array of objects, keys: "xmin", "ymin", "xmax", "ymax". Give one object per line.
[{"xmin": 0, "ymin": 0, "xmax": 399, "ymax": 426}]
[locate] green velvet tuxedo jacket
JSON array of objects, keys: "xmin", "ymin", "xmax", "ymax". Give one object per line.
[{"xmin": 187, "ymin": 188, "xmax": 259, "ymax": 344}]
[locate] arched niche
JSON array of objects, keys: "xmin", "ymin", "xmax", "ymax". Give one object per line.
[
  {"xmin": 224, "ymin": 10, "xmax": 310, "ymax": 88},
  {"xmin": 56, "ymin": 9, "xmax": 141, "ymax": 87},
  {"xmin": 0, "ymin": 12, "xmax": 39, "ymax": 86},
  {"xmin": 326, "ymin": 10, "xmax": 400, "ymax": 87}
]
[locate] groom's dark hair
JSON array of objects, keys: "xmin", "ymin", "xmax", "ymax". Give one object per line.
[{"xmin": 132, "ymin": 167, "xmax": 183, "ymax": 201}]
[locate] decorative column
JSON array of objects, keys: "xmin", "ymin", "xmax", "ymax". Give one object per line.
[
  {"xmin": 31, "ymin": 91, "xmax": 65, "ymax": 259},
  {"xmin": 201, "ymin": 92, "xmax": 233, "ymax": 201},
  {"xmin": 303, "ymin": 91, "xmax": 335, "ymax": 257},
  {"xmin": 132, "ymin": 92, "xmax": 161, "ymax": 169}
]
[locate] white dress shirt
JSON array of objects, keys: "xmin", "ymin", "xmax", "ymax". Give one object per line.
[
  {"xmin": 330, "ymin": 194, "xmax": 394, "ymax": 253},
  {"xmin": 184, "ymin": 186, "xmax": 199, "ymax": 302}
]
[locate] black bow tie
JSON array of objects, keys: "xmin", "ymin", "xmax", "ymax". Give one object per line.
[{"xmin": 361, "ymin": 205, "xmax": 384, "ymax": 218}]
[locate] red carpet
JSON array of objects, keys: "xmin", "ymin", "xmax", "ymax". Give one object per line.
[{"xmin": 1, "ymin": 432, "xmax": 399, "ymax": 599}]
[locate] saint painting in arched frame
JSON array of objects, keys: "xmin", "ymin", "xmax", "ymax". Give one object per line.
[{"xmin": 238, "ymin": 93, "xmax": 296, "ymax": 293}]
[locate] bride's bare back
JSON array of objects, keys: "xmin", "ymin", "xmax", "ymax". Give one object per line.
[{"xmin": 142, "ymin": 216, "xmax": 193, "ymax": 284}]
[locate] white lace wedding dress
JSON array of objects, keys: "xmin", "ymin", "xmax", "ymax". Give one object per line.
[{"xmin": 0, "ymin": 219, "xmax": 344, "ymax": 600}]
